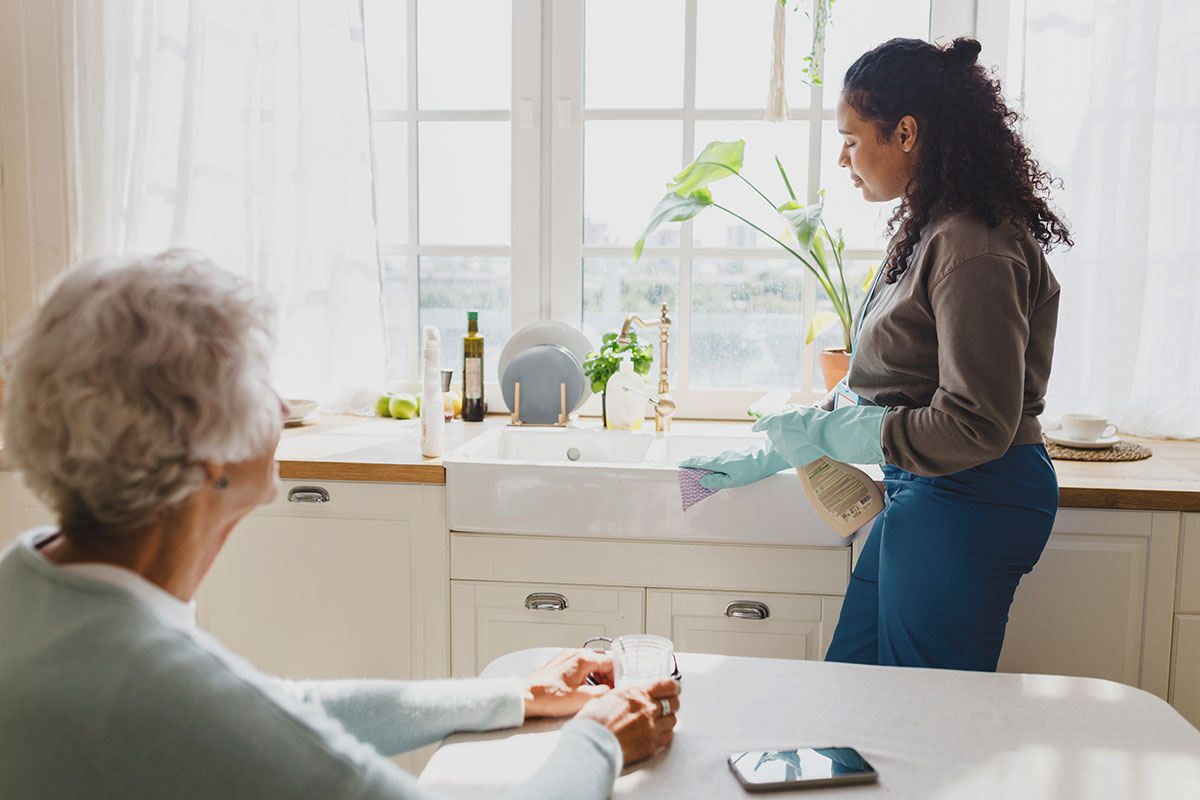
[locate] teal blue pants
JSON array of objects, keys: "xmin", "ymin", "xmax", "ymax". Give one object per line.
[{"xmin": 824, "ymin": 444, "xmax": 1058, "ymax": 671}]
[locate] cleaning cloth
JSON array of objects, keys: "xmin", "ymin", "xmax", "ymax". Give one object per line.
[{"xmin": 678, "ymin": 468, "xmax": 720, "ymax": 511}]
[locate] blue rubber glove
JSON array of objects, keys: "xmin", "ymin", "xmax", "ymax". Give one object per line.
[
  {"xmin": 678, "ymin": 438, "xmax": 818, "ymax": 490},
  {"xmin": 750, "ymin": 404, "xmax": 887, "ymax": 466}
]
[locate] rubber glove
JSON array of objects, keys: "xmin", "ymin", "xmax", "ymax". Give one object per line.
[
  {"xmin": 679, "ymin": 439, "xmax": 819, "ymax": 490},
  {"xmin": 751, "ymin": 404, "xmax": 887, "ymax": 466}
]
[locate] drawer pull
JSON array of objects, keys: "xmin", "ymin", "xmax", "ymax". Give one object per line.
[
  {"xmin": 725, "ymin": 601, "xmax": 770, "ymax": 620},
  {"xmin": 287, "ymin": 486, "xmax": 331, "ymax": 504},
  {"xmin": 525, "ymin": 592, "xmax": 569, "ymax": 611}
]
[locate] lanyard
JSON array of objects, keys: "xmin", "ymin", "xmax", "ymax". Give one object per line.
[{"xmin": 846, "ymin": 252, "xmax": 889, "ymax": 375}]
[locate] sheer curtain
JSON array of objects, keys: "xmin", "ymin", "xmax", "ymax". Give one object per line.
[
  {"xmin": 67, "ymin": 0, "xmax": 386, "ymax": 405},
  {"xmin": 1020, "ymin": 0, "xmax": 1200, "ymax": 438}
]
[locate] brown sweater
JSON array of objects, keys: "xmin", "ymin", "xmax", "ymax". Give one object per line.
[{"xmin": 838, "ymin": 212, "xmax": 1060, "ymax": 477}]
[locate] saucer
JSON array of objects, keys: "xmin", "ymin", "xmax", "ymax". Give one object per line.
[{"xmin": 1044, "ymin": 429, "xmax": 1119, "ymax": 450}]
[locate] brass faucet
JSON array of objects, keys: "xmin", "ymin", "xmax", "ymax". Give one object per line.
[{"xmin": 617, "ymin": 303, "xmax": 676, "ymax": 432}]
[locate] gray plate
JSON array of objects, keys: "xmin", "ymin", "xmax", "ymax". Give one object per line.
[{"xmin": 500, "ymin": 344, "xmax": 585, "ymax": 424}]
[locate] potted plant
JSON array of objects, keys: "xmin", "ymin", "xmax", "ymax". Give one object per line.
[
  {"xmin": 634, "ymin": 139, "xmax": 866, "ymax": 391},
  {"xmin": 583, "ymin": 331, "xmax": 655, "ymax": 427}
]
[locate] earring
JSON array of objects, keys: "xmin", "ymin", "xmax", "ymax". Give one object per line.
[{"xmin": 215, "ymin": 477, "xmax": 229, "ymax": 490}]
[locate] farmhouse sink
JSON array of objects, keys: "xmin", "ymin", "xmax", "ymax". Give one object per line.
[{"xmin": 443, "ymin": 426, "xmax": 877, "ymax": 546}]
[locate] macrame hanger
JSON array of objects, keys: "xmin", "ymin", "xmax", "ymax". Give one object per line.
[{"xmin": 765, "ymin": 0, "xmax": 789, "ymax": 122}]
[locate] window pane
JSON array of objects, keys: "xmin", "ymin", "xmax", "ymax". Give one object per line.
[
  {"xmin": 690, "ymin": 258, "xmax": 803, "ymax": 389},
  {"xmin": 418, "ymin": 121, "xmax": 510, "ymax": 245},
  {"xmin": 585, "ymin": 0, "xmax": 684, "ymax": 109},
  {"xmin": 584, "ymin": 121, "xmax": 682, "ymax": 246},
  {"xmin": 364, "ymin": 0, "xmax": 407, "ymax": 109},
  {"xmin": 811, "ymin": 258, "xmax": 878, "ymax": 389},
  {"xmin": 691, "ymin": 121, "xmax": 809, "ymax": 248},
  {"xmin": 419, "ymin": 256, "xmax": 511, "ymax": 382},
  {"xmin": 582, "ymin": 257, "xmax": 678, "ymax": 385},
  {"xmin": 418, "ymin": 0, "xmax": 511, "ymax": 109},
  {"xmin": 819, "ymin": 120, "xmax": 891, "ymax": 250},
  {"xmin": 383, "ymin": 255, "xmax": 411, "ymax": 380},
  {"xmin": 821, "ymin": 0, "xmax": 930, "ymax": 107},
  {"xmin": 373, "ymin": 122, "xmax": 408, "ymax": 245},
  {"xmin": 695, "ymin": 0, "xmax": 811, "ymax": 110}
]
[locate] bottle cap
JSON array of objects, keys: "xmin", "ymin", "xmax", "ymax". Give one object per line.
[
  {"xmin": 423, "ymin": 325, "xmax": 440, "ymax": 346},
  {"xmin": 467, "ymin": 311, "xmax": 478, "ymax": 321}
]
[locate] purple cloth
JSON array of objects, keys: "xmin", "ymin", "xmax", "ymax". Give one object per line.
[{"xmin": 678, "ymin": 468, "xmax": 720, "ymax": 511}]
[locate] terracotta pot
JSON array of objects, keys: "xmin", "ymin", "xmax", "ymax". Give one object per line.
[{"xmin": 818, "ymin": 348, "xmax": 851, "ymax": 392}]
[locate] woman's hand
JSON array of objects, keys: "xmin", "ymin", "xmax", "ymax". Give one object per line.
[
  {"xmin": 521, "ymin": 649, "xmax": 614, "ymax": 719},
  {"xmin": 752, "ymin": 405, "xmax": 887, "ymax": 466},
  {"xmin": 678, "ymin": 442, "xmax": 798, "ymax": 490},
  {"xmin": 576, "ymin": 678, "xmax": 681, "ymax": 765}
]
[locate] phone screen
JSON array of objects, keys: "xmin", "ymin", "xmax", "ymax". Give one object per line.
[{"xmin": 728, "ymin": 747, "xmax": 876, "ymax": 788}]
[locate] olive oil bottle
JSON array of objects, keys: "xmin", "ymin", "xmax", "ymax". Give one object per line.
[{"xmin": 462, "ymin": 311, "xmax": 485, "ymax": 421}]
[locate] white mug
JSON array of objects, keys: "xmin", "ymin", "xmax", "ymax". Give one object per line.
[{"xmin": 1061, "ymin": 413, "xmax": 1117, "ymax": 442}]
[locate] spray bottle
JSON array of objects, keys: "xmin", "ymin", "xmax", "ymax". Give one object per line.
[{"xmin": 421, "ymin": 326, "xmax": 445, "ymax": 457}]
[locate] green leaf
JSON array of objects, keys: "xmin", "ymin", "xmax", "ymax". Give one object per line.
[
  {"xmin": 666, "ymin": 140, "xmax": 745, "ymax": 196},
  {"xmin": 634, "ymin": 188, "xmax": 713, "ymax": 262},
  {"xmin": 805, "ymin": 311, "xmax": 839, "ymax": 344},
  {"xmin": 777, "ymin": 193, "xmax": 824, "ymax": 252},
  {"xmin": 862, "ymin": 263, "xmax": 878, "ymax": 291},
  {"xmin": 775, "ymin": 156, "xmax": 797, "ymax": 202}
]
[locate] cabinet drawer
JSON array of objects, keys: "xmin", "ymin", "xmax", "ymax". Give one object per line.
[
  {"xmin": 450, "ymin": 581, "xmax": 643, "ymax": 677},
  {"xmin": 249, "ymin": 479, "xmax": 432, "ymax": 521},
  {"xmin": 646, "ymin": 589, "xmax": 843, "ymax": 662},
  {"xmin": 1179, "ymin": 515, "xmax": 1200, "ymax": 614}
]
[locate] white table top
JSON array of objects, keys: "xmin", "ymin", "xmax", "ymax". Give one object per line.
[{"xmin": 419, "ymin": 648, "xmax": 1200, "ymax": 799}]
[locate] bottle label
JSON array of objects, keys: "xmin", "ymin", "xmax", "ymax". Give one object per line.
[{"xmin": 465, "ymin": 358, "xmax": 482, "ymax": 399}]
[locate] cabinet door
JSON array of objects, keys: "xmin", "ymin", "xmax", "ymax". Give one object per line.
[
  {"xmin": 1171, "ymin": 615, "xmax": 1200, "ymax": 730},
  {"xmin": 450, "ymin": 581, "xmax": 643, "ymax": 677},
  {"xmin": 646, "ymin": 589, "xmax": 843, "ymax": 661},
  {"xmin": 998, "ymin": 509, "xmax": 1178, "ymax": 697},
  {"xmin": 198, "ymin": 481, "xmax": 448, "ymax": 682}
]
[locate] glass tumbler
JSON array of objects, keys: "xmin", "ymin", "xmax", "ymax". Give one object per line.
[{"xmin": 611, "ymin": 634, "xmax": 675, "ymax": 687}]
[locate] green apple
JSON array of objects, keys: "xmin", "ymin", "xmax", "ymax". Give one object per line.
[
  {"xmin": 388, "ymin": 393, "xmax": 418, "ymax": 420},
  {"xmin": 375, "ymin": 393, "xmax": 393, "ymax": 417}
]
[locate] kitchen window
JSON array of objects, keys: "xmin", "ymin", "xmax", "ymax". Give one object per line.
[{"xmin": 366, "ymin": 0, "xmax": 955, "ymax": 417}]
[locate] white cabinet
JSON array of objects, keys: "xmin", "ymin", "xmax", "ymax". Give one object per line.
[
  {"xmin": 450, "ymin": 581, "xmax": 643, "ymax": 677},
  {"xmin": 197, "ymin": 480, "xmax": 450, "ymax": 773},
  {"xmin": 646, "ymin": 589, "xmax": 843, "ymax": 661},
  {"xmin": 1171, "ymin": 513, "xmax": 1200, "ymax": 728},
  {"xmin": 998, "ymin": 509, "xmax": 1179, "ymax": 698},
  {"xmin": 1, "ymin": 470, "xmax": 55, "ymax": 548},
  {"xmin": 449, "ymin": 531, "xmax": 853, "ymax": 677}
]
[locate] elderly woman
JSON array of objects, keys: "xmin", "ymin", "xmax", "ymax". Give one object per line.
[{"xmin": 0, "ymin": 250, "xmax": 679, "ymax": 798}]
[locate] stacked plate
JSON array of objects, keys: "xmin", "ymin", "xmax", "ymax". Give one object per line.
[{"xmin": 499, "ymin": 322, "xmax": 592, "ymax": 424}]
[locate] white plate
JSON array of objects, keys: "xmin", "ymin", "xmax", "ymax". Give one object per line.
[
  {"xmin": 500, "ymin": 344, "xmax": 586, "ymax": 424},
  {"xmin": 1044, "ymin": 429, "xmax": 1119, "ymax": 449},
  {"xmin": 498, "ymin": 321, "xmax": 595, "ymax": 412},
  {"xmin": 285, "ymin": 398, "xmax": 319, "ymax": 424}
]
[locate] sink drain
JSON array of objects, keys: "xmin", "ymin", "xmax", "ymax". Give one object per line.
[{"xmin": 566, "ymin": 447, "xmax": 582, "ymax": 462}]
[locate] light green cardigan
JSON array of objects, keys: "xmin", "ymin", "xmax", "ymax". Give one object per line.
[{"xmin": 0, "ymin": 529, "xmax": 621, "ymax": 799}]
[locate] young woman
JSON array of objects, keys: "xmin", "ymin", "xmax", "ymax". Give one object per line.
[{"xmin": 683, "ymin": 37, "xmax": 1071, "ymax": 671}]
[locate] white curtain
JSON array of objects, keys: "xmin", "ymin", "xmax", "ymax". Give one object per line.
[
  {"xmin": 1021, "ymin": 0, "xmax": 1200, "ymax": 438},
  {"xmin": 67, "ymin": 0, "xmax": 387, "ymax": 404}
]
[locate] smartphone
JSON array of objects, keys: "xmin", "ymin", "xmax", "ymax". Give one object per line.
[{"xmin": 728, "ymin": 747, "xmax": 877, "ymax": 792}]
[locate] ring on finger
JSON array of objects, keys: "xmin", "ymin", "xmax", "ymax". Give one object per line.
[{"xmin": 658, "ymin": 697, "xmax": 673, "ymax": 718}]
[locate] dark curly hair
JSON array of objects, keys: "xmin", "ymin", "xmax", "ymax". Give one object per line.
[{"xmin": 842, "ymin": 37, "xmax": 1072, "ymax": 283}]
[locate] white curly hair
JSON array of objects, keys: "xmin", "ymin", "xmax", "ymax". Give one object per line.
[{"xmin": 1, "ymin": 250, "xmax": 280, "ymax": 532}]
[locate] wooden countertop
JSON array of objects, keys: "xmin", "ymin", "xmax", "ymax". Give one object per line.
[
  {"xmin": 5, "ymin": 413, "xmax": 1199, "ymax": 511},
  {"xmin": 270, "ymin": 414, "xmax": 1200, "ymax": 512}
]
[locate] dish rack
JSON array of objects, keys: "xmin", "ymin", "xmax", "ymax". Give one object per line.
[{"xmin": 508, "ymin": 381, "xmax": 573, "ymax": 427}]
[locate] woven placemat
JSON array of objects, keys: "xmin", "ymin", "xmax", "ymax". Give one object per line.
[{"xmin": 1044, "ymin": 436, "xmax": 1153, "ymax": 462}]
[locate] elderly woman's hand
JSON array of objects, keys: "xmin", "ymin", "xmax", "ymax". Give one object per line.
[
  {"xmin": 577, "ymin": 678, "xmax": 681, "ymax": 765},
  {"xmin": 521, "ymin": 649, "xmax": 614, "ymax": 719}
]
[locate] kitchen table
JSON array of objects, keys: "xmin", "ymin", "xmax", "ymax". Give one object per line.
[{"xmin": 418, "ymin": 647, "xmax": 1200, "ymax": 799}]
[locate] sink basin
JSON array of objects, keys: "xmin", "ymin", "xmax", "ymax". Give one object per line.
[{"xmin": 444, "ymin": 426, "xmax": 877, "ymax": 546}]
